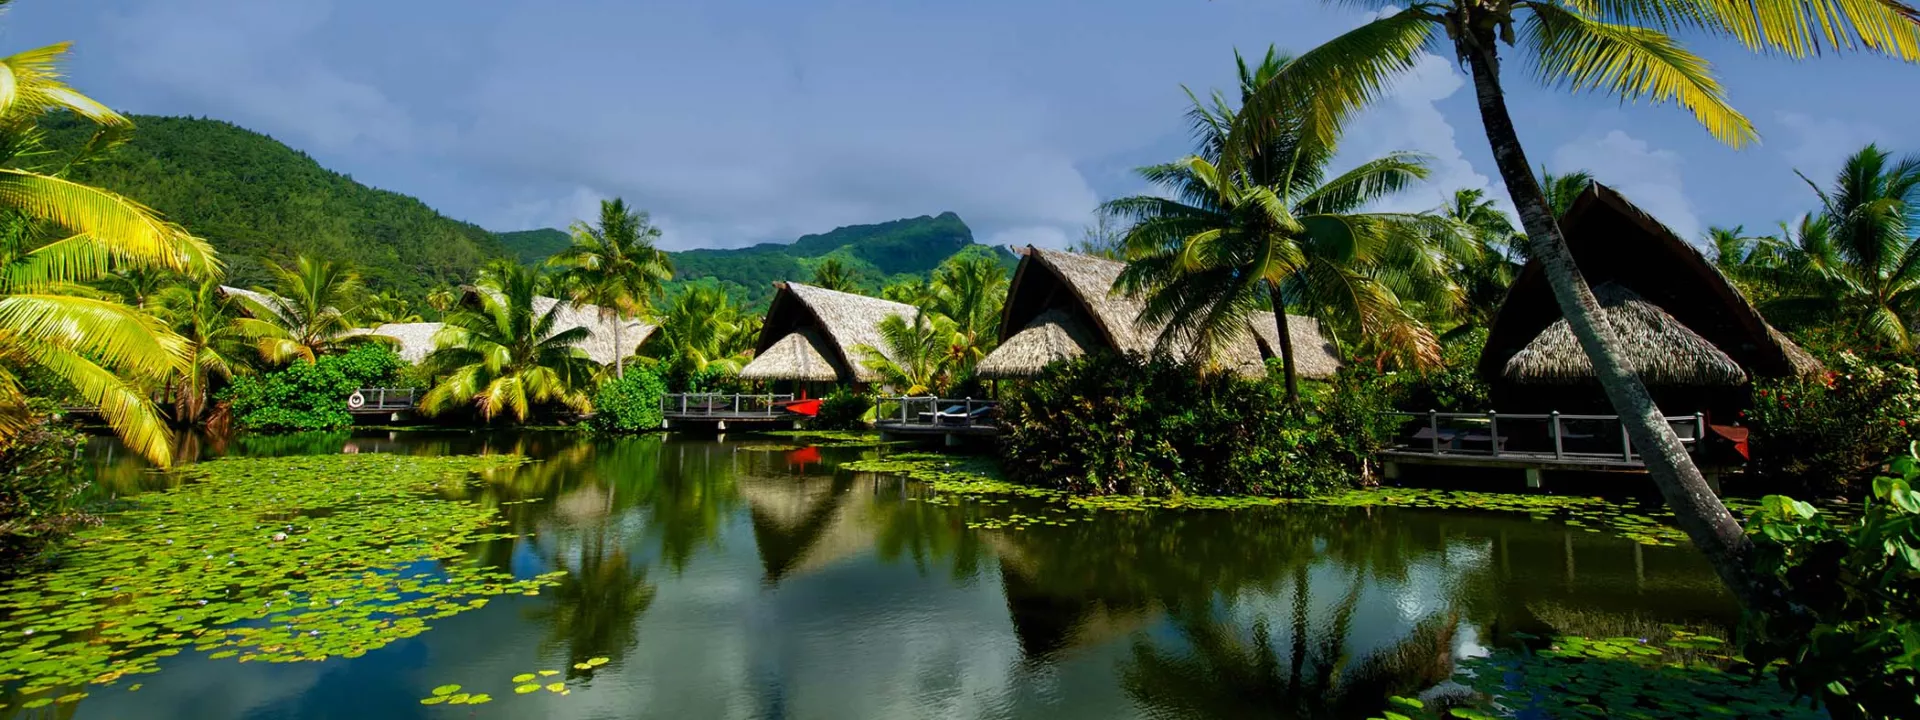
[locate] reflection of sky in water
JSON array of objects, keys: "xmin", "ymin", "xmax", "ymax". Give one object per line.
[{"xmin": 48, "ymin": 432, "xmax": 1735, "ymax": 719}]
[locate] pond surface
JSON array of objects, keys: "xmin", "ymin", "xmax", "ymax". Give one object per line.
[{"xmin": 13, "ymin": 430, "xmax": 1737, "ymax": 719}]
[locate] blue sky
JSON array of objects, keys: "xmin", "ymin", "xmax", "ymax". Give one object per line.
[{"xmin": 7, "ymin": 0, "xmax": 1915, "ymax": 251}]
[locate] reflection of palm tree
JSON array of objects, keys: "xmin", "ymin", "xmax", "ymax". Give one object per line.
[
  {"xmin": 526, "ymin": 526, "xmax": 656, "ymax": 674},
  {"xmin": 1121, "ymin": 571, "xmax": 1459, "ymax": 720},
  {"xmin": 866, "ymin": 481, "xmax": 984, "ymax": 582}
]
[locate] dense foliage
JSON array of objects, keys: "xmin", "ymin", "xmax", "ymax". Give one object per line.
[
  {"xmin": 589, "ymin": 367, "xmax": 667, "ymax": 433},
  {"xmin": 0, "ymin": 407, "xmax": 88, "ymax": 564},
  {"xmin": 1746, "ymin": 352, "xmax": 1920, "ymax": 497},
  {"xmin": 420, "ymin": 262, "xmax": 597, "ymax": 422},
  {"xmin": 42, "ymin": 114, "xmax": 509, "ymax": 306},
  {"xmin": 812, "ymin": 387, "xmax": 875, "ymax": 430},
  {"xmin": 220, "ymin": 345, "xmax": 403, "ymax": 431},
  {"xmin": 999, "ymin": 353, "xmax": 1389, "ymax": 497},
  {"xmin": 1387, "ymin": 329, "xmax": 1493, "ymax": 413},
  {"xmin": 1742, "ymin": 454, "xmax": 1920, "ymax": 719}
]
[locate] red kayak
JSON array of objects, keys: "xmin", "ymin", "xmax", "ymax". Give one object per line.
[{"xmin": 779, "ymin": 399, "xmax": 822, "ymax": 417}]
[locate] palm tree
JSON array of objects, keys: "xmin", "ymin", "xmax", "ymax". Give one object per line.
[
  {"xmin": 425, "ymin": 285, "xmax": 457, "ymax": 316},
  {"xmin": 1263, "ymin": 0, "xmax": 1920, "ymax": 605},
  {"xmin": 234, "ymin": 255, "xmax": 375, "ymax": 365},
  {"xmin": 1072, "ymin": 214, "xmax": 1128, "ymax": 260},
  {"xmin": 809, "ymin": 257, "xmax": 863, "ymax": 292},
  {"xmin": 1110, "ymin": 47, "xmax": 1463, "ymax": 404},
  {"xmin": 643, "ymin": 285, "xmax": 753, "ymax": 378},
  {"xmin": 361, "ymin": 290, "xmax": 421, "ymax": 324},
  {"xmin": 928, "ymin": 252, "xmax": 1009, "ymax": 374},
  {"xmin": 421, "ymin": 262, "xmax": 597, "ymax": 422},
  {"xmin": 0, "ymin": 41, "xmax": 219, "ymax": 467},
  {"xmin": 855, "ymin": 310, "xmax": 954, "ymax": 396},
  {"xmin": 882, "ymin": 277, "xmax": 938, "ymax": 307},
  {"xmin": 1444, "ymin": 188, "xmax": 1520, "ymax": 328},
  {"xmin": 548, "ymin": 198, "xmax": 673, "ymax": 378},
  {"xmin": 1762, "ymin": 145, "xmax": 1920, "ymax": 348},
  {"xmin": 1540, "ymin": 169, "xmax": 1596, "ymax": 221},
  {"xmin": 152, "ymin": 278, "xmax": 255, "ymax": 424},
  {"xmin": 101, "ymin": 265, "xmax": 173, "ymax": 308}
]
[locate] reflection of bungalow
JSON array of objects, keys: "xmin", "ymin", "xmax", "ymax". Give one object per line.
[
  {"xmin": 975, "ymin": 246, "xmax": 1339, "ymax": 380},
  {"xmin": 737, "ymin": 282, "xmax": 917, "ymax": 387},
  {"xmin": 1478, "ymin": 184, "xmax": 1821, "ymax": 417}
]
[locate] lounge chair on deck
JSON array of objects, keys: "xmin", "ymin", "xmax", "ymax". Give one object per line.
[
  {"xmin": 916, "ymin": 404, "xmax": 966, "ymax": 424},
  {"xmin": 1406, "ymin": 427, "xmax": 1459, "ymax": 450},
  {"xmin": 937, "ymin": 405, "xmax": 994, "ymax": 426}
]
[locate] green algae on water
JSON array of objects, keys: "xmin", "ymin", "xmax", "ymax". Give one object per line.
[{"xmin": 0, "ymin": 453, "xmax": 563, "ymax": 704}]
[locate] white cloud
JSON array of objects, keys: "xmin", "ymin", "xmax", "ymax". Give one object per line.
[
  {"xmin": 1336, "ymin": 50, "xmax": 1501, "ymax": 216},
  {"xmin": 1553, "ymin": 130, "xmax": 1703, "ymax": 242},
  {"xmin": 1775, "ymin": 112, "xmax": 1884, "ymax": 184}
]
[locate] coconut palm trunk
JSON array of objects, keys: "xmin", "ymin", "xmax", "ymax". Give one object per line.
[
  {"xmin": 1458, "ymin": 34, "xmax": 1757, "ymax": 606},
  {"xmin": 1267, "ymin": 281, "xmax": 1300, "ymax": 405}
]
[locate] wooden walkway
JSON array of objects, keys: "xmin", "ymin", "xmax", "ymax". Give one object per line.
[
  {"xmin": 661, "ymin": 393, "xmax": 800, "ymax": 430},
  {"xmin": 347, "ymin": 387, "xmax": 418, "ymax": 415},
  {"xmin": 1378, "ymin": 410, "xmax": 1723, "ymax": 487},
  {"xmin": 875, "ymin": 397, "xmax": 999, "ymax": 444}
]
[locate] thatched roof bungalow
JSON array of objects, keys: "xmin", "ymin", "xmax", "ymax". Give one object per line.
[
  {"xmin": 1478, "ymin": 183, "xmax": 1821, "ymax": 415},
  {"xmin": 976, "ymin": 246, "xmax": 1339, "ymax": 380},
  {"xmin": 459, "ymin": 288, "xmax": 656, "ymax": 367},
  {"xmin": 360, "ymin": 322, "xmax": 443, "ymax": 364},
  {"xmin": 737, "ymin": 282, "xmax": 917, "ymax": 384}
]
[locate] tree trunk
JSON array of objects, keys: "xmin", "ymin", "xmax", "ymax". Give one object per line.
[
  {"xmin": 1459, "ymin": 34, "xmax": 1761, "ymax": 608},
  {"xmin": 1268, "ymin": 280, "xmax": 1301, "ymax": 406}
]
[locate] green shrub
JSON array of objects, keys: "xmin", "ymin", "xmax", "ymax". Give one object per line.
[
  {"xmin": 998, "ymin": 352, "xmax": 1376, "ymax": 497},
  {"xmin": 1741, "ymin": 450, "xmax": 1920, "ymax": 720},
  {"xmin": 1388, "ymin": 328, "xmax": 1492, "ymax": 412},
  {"xmin": 0, "ymin": 405, "xmax": 90, "ymax": 563},
  {"xmin": 220, "ymin": 345, "xmax": 404, "ymax": 432},
  {"xmin": 812, "ymin": 387, "xmax": 874, "ymax": 430},
  {"xmin": 590, "ymin": 367, "xmax": 666, "ymax": 433},
  {"xmin": 1747, "ymin": 352, "xmax": 1920, "ymax": 497}
]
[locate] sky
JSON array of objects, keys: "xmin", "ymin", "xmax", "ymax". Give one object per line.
[{"xmin": 7, "ymin": 0, "xmax": 1916, "ymax": 252}]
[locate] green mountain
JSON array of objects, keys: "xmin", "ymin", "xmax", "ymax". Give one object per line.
[
  {"xmin": 503, "ymin": 212, "xmax": 1007, "ymax": 308},
  {"xmin": 497, "ymin": 228, "xmax": 573, "ymax": 264},
  {"xmin": 44, "ymin": 114, "xmax": 510, "ymax": 304}
]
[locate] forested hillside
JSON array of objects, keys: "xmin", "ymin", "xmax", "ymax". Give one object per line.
[
  {"xmin": 503, "ymin": 211, "xmax": 1009, "ymax": 307},
  {"xmin": 43, "ymin": 114, "xmax": 510, "ymax": 301}
]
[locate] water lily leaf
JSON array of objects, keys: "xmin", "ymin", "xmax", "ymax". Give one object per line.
[{"xmin": 431, "ymin": 684, "xmax": 461, "ymax": 696}]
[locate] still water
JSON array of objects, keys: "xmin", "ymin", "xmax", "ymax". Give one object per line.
[{"xmin": 33, "ymin": 430, "xmax": 1733, "ymax": 719}]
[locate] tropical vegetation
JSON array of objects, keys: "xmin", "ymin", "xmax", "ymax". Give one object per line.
[
  {"xmin": 548, "ymin": 198, "xmax": 672, "ymax": 378},
  {"xmin": 420, "ymin": 262, "xmax": 597, "ymax": 422}
]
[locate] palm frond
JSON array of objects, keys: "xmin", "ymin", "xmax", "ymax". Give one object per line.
[{"xmin": 1522, "ymin": 3, "xmax": 1757, "ymax": 147}]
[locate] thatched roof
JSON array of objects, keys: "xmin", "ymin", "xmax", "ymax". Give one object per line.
[
  {"xmin": 738, "ymin": 328, "xmax": 841, "ymax": 382},
  {"xmin": 974, "ymin": 308, "xmax": 1102, "ymax": 379},
  {"xmin": 1480, "ymin": 183, "xmax": 1821, "ymax": 387},
  {"xmin": 461, "ymin": 288, "xmax": 656, "ymax": 366},
  {"xmin": 743, "ymin": 282, "xmax": 917, "ymax": 383},
  {"xmin": 361, "ymin": 322, "xmax": 443, "ymax": 364},
  {"xmin": 1505, "ymin": 284, "xmax": 1746, "ymax": 385},
  {"xmin": 982, "ymin": 246, "xmax": 1337, "ymax": 379},
  {"xmin": 1247, "ymin": 313, "xmax": 1342, "ymax": 380}
]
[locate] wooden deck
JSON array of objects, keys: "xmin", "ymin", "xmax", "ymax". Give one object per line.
[
  {"xmin": 661, "ymin": 393, "xmax": 802, "ymax": 430},
  {"xmin": 1378, "ymin": 410, "xmax": 1726, "ymax": 488},
  {"xmin": 875, "ymin": 396, "xmax": 1000, "ymax": 443},
  {"xmin": 347, "ymin": 387, "xmax": 419, "ymax": 415}
]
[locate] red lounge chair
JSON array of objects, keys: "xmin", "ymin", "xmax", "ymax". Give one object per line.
[{"xmin": 779, "ymin": 398, "xmax": 822, "ymax": 417}]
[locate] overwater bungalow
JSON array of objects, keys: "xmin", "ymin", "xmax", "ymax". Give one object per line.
[
  {"xmin": 736, "ymin": 281, "xmax": 918, "ymax": 390},
  {"xmin": 1477, "ymin": 183, "xmax": 1821, "ymax": 419},
  {"xmin": 975, "ymin": 246, "xmax": 1340, "ymax": 380}
]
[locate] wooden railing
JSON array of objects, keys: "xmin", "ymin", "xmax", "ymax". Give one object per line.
[
  {"xmin": 660, "ymin": 393, "xmax": 795, "ymax": 418},
  {"xmin": 1381, "ymin": 410, "xmax": 1706, "ymax": 462},
  {"xmin": 877, "ymin": 396, "xmax": 998, "ymax": 427},
  {"xmin": 348, "ymin": 387, "xmax": 418, "ymax": 411}
]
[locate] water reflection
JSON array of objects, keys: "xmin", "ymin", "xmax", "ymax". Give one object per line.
[{"xmin": 44, "ymin": 430, "xmax": 1737, "ymax": 720}]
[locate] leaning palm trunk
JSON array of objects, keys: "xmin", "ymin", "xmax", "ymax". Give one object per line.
[
  {"xmin": 1268, "ymin": 281, "xmax": 1300, "ymax": 405},
  {"xmin": 1460, "ymin": 36, "xmax": 1758, "ymax": 607}
]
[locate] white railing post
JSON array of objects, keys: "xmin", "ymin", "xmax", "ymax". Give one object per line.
[
  {"xmin": 680, "ymin": 394, "xmax": 687, "ymax": 415},
  {"xmin": 1621, "ymin": 419, "xmax": 1633, "ymax": 462},
  {"xmin": 1488, "ymin": 410, "xmax": 1500, "ymax": 457},
  {"xmin": 1551, "ymin": 411, "xmax": 1564, "ymax": 459},
  {"xmin": 900, "ymin": 397, "xmax": 908, "ymax": 423},
  {"xmin": 1429, "ymin": 410, "xmax": 1441, "ymax": 454},
  {"xmin": 733, "ymin": 395, "xmax": 740, "ymax": 414},
  {"xmin": 377, "ymin": 388, "xmax": 386, "ymax": 408},
  {"xmin": 1694, "ymin": 412, "xmax": 1705, "ymax": 454}
]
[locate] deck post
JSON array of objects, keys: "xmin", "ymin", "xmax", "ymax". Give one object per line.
[
  {"xmin": 900, "ymin": 397, "xmax": 908, "ymax": 424},
  {"xmin": 1428, "ymin": 410, "xmax": 1440, "ymax": 454},
  {"xmin": 1621, "ymin": 420, "xmax": 1632, "ymax": 462},
  {"xmin": 733, "ymin": 395, "xmax": 740, "ymax": 414},
  {"xmin": 680, "ymin": 394, "xmax": 687, "ymax": 414},
  {"xmin": 377, "ymin": 388, "xmax": 386, "ymax": 408},
  {"xmin": 1551, "ymin": 411, "xmax": 1563, "ymax": 459},
  {"xmin": 1488, "ymin": 411, "xmax": 1500, "ymax": 457},
  {"xmin": 1694, "ymin": 412, "xmax": 1705, "ymax": 454}
]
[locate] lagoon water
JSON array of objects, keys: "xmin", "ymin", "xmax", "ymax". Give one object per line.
[{"xmin": 19, "ymin": 430, "xmax": 1735, "ymax": 719}]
